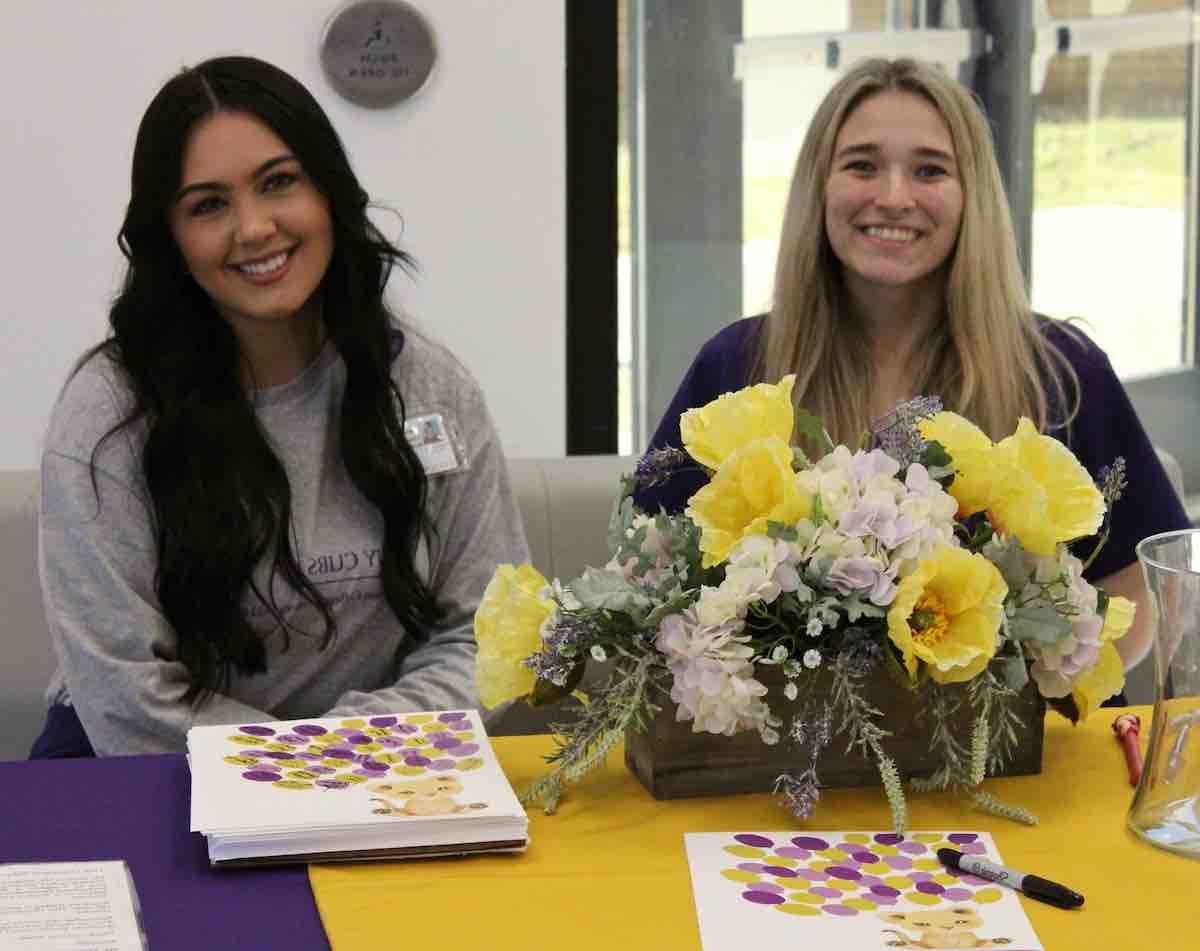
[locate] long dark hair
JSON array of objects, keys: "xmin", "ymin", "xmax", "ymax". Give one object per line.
[{"xmin": 92, "ymin": 55, "xmax": 441, "ymax": 700}]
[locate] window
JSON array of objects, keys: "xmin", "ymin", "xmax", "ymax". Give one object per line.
[{"xmin": 609, "ymin": 0, "xmax": 1199, "ymax": 512}]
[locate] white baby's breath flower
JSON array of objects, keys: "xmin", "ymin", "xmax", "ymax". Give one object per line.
[
  {"xmin": 590, "ymin": 645, "xmax": 608, "ymax": 662},
  {"xmin": 770, "ymin": 644, "xmax": 788, "ymax": 663},
  {"xmin": 783, "ymin": 681, "xmax": 799, "ymax": 701},
  {"xmin": 803, "ymin": 649, "xmax": 822, "ymax": 669},
  {"xmin": 806, "ymin": 616, "xmax": 823, "ymax": 638}
]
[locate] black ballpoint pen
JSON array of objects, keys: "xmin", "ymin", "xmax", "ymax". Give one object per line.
[{"xmin": 937, "ymin": 848, "xmax": 1085, "ymax": 910}]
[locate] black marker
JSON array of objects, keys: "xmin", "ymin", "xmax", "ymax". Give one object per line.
[{"xmin": 937, "ymin": 848, "xmax": 1084, "ymax": 910}]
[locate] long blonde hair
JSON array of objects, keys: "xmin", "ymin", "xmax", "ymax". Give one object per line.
[{"xmin": 754, "ymin": 57, "xmax": 1077, "ymax": 444}]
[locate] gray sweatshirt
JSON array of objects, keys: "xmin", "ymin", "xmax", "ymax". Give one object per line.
[{"xmin": 39, "ymin": 327, "xmax": 529, "ymax": 755}]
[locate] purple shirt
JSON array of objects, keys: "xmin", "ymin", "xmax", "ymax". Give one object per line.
[{"xmin": 634, "ymin": 315, "xmax": 1188, "ymax": 582}]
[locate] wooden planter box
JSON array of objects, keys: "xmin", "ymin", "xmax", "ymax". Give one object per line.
[{"xmin": 625, "ymin": 665, "xmax": 1045, "ymax": 800}]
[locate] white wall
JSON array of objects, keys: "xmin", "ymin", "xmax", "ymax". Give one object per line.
[{"xmin": 0, "ymin": 0, "xmax": 565, "ymax": 470}]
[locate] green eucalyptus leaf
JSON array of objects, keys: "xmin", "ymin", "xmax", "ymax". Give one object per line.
[
  {"xmin": 766, "ymin": 521, "xmax": 799, "ymax": 542},
  {"xmin": 881, "ymin": 643, "xmax": 919, "ymax": 691},
  {"xmin": 795, "ymin": 409, "xmax": 834, "ymax": 453},
  {"xmin": 1007, "ymin": 603, "xmax": 1071, "ymax": 645},
  {"xmin": 569, "ymin": 568, "xmax": 652, "ymax": 616},
  {"xmin": 1000, "ymin": 655, "xmax": 1029, "ymax": 691}
]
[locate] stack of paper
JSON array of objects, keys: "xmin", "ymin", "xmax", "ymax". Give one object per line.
[{"xmin": 188, "ymin": 709, "xmax": 528, "ymax": 866}]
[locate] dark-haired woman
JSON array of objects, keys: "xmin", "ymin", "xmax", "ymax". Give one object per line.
[{"xmin": 31, "ymin": 56, "xmax": 527, "ymax": 757}]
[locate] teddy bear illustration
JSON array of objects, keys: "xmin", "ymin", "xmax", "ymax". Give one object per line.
[
  {"xmin": 880, "ymin": 906, "xmax": 1013, "ymax": 949},
  {"xmin": 368, "ymin": 775, "xmax": 488, "ymax": 817}
]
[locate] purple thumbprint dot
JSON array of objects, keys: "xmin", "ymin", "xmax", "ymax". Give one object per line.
[
  {"xmin": 334, "ymin": 728, "xmax": 359, "ymax": 737},
  {"xmin": 734, "ymin": 834, "xmax": 775, "ymax": 848},
  {"xmin": 316, "ymin": 780, "xmax": 349, "ymax": 789},
  {"xmin": 404, "ymin": 755, "xmax": 432, "ymax": 768},
  {"xmin": 429, "ymin": 759, "xmax": 456, "ymax": 771},
  {"xmin": 870, "ymin": 885, "xmax": 901, "ymax": 897},
  {"xmin": 774, "ymin": 847, "xmax": 810, "ymax": 860},
  {"xmin": 448, "ymin": 743, "xmax": 480, "ymax": 757},
  {"xmin": 324, "ymin": 748, "xmax": 354, "ymax": 760},
  {"xmin": 240, "ymin": 725, "xmax": 275, "ymax": 736},
  {"xmin": 737, "ymin": 863, "xmax": 766, "ymax": 873},
  {"xmin": 947, "ymin": 833, "xmax": 979, "ymax": 844},
  {"xmin": 823, "ymin": 905, "xmax": 856, "ymax": 917},
  {"xmin": 874, "ymin": 833, "xmax": 903, "ymax": 845},
  {"xmin": 852, "ymin": 851, "xmax": 879, "ymax": 864},
  {"xmin": 883, "ymin": 856, "xmax": 913, "ymax": 870},
  {"xmin": 916, "ymin": 881, "xmax": 945, "ymax": 895},
  {"xmin": 826, "ymin": 867, "xmax": 862, "ymax": 881},
  {"xmin": 960, "ymin": 842, "xmax": 987, "ymax": 856},
  {"xmin": 293, "ymin": 724, "xmax": 326, "ymax": 736},
  {"xmin": 346, "ymin": 734, "xmax": 372, "ymax": 745},
  {"xmin": 810, "ymin": 887, "xmax": 841, "ymax": 899},
  {"xmin": 439, "ymin": 712, "xmax": 468, "ymax": 722},
  {"xmin": 872, "ymin": 894, "xmax": 898, "ymax": 906},
  {"xmin": 742, "ymin": 891, "xmax": 786, "ymax": 905},
  {"xmin": 908, "ymin": 872, "xmax": 933, "ymax": 883},
  {"xmin": 369, "ymin": 716, "xmax": 398, "ymax": 728},
  {"xmin": 943, "ymin": 888, "xmax": 973, "ymax": 901},
  {"xmin": 395, "ymin": 723, "xmax": 419, "ymax": 734},
  {"xmin": 432, "ymin": 736, "xmax": 461, "ymax": 750},
  {"xmin": 276, "ymin": 734, "xmax": 304, "ymax": 745},
  {"xmin": 243, "ymin": 770, "xmax": 281, "ymax": 781},
  {"xmin": 361, "ymin": 760, "xmax": 389, "ymax": 773},
  {"xmin": 898, "ymin": 842, "xmax": 925, "ymax": 855},
  {"xmin": 791, "ymin": 836, "xmax": 829, "ymax": 850},
  {"xmin": 762, "ymin": 866, "xmax": 797, "ymax": 878}
]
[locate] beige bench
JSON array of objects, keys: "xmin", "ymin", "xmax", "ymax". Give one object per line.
[{"xmin": 0, "ymin": 458, "xmax": 634, "ymax": 760}]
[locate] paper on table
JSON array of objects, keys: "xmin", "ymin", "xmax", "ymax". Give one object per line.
[
  {"xmin": 0, "ymin": 860, "xmax": 148, "ymax": 950},
  {"xmin": 684, "ymin": 830, "xmax": 1044, "ymax": 951}
]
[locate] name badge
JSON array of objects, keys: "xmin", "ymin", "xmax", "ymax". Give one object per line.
[{"xmin": 404, "ymin": 412, "xmax": 467, "ymax": 475}]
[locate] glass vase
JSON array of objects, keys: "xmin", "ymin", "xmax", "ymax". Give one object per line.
[{"xmin": 1129, "ymin": 529, "xmax": 1200, "ymax": 857}]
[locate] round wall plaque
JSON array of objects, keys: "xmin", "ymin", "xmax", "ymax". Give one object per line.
[{"xmin": 321, "ymin": 1, "xmax": 436, "ymax": 108}]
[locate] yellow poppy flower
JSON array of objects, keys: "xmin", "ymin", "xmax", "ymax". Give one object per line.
[
  {"xmin": 1099, "ymin": 594, "xmax": 1136, "ymax": 644},
  {"xmin": 473, "ymin": 564, "xmax": 555, "ymax": 708},
  {"xmin": 685, "ymin": 436, "xmax": 810, "ymax": 568},
  {"xmin": 988, "ymin": 418, "xmax": 1105, "ymax": 556},
  {"xmin": 917, "ymin": 411, "xmax": 998, "ymax": 517},
  {"xmin": 1071, "ymin": 641, "xmax": 1125, "ymax": 721},
  {"xmin": 886, "ymin": 546, "xmax": 1007, "ymax": 684},
  {"xmin": 681, "ymin": 375, "xmax": 795, "ymax": 471}
]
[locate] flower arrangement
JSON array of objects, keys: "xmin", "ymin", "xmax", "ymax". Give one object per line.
[{"xmin": 474, "ymin": 376, "xmax": 1133, "ymax": 831}]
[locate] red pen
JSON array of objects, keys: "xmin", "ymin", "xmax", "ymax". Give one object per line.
[{"xmin": 1112, "ymin": 713, "xmax": 1143, "ymax": 787}]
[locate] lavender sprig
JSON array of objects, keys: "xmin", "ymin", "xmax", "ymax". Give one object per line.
[
  {"xmin": 525, "ymin": 613, "xmax": 594, "ymax": 687},
  {"xmin": 632, "ymin": 447, "xmax": 693, "ymax": 488},
  {"xmin": 774, "ymin": 769, "xmax": 820, "ymax": 819},
  {"xmin": 1081, "ymin": 455, "xmax": 1127, "ymax": 573},
  {"xmin": 777, "ymin": 704, "xmax": 833, "ymax": 819},
  {"xmin": 871, "ymin": 396, "xmax": 944, "ymax": 468}
]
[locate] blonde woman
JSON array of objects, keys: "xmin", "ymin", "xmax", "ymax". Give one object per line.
[{"xmin": 635, "ymin": 58, "xmax": 1187, "ymax": 681}]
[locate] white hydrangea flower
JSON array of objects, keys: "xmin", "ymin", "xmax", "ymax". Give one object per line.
[
  {"xmin": 656, "ymin": 609, "xmax": 771, "ymax": 737},
  {"xmin": 783, "ymin": 681, "xmax": 799, "ymax": 701}
]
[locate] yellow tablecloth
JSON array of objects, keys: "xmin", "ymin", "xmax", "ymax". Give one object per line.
[{"xmin": 309, "ymin": 706, "xmax": 1197, "ymax": 949}]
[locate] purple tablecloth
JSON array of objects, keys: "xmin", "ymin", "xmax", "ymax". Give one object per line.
[{"xmin": 0, "ymin": 754, "xmax": 329, "ymax": 950}]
